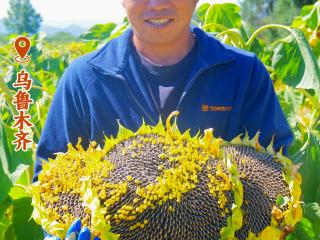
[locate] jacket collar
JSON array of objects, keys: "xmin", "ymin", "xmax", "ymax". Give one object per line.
[{"xmin": 87, "ymin": 25, "xmax": 235, "ymax": 75}]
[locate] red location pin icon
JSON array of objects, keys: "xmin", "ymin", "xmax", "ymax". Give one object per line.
[{"xmin": 14, "ymin": 36, "xmax": 31, "ymax": 63}]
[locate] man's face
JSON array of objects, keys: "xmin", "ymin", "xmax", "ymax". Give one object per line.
[{"xmin": 122, "ymin": 0, "xmax": 198, "ymax": 46}]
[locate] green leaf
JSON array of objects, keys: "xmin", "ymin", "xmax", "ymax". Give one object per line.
[
  {"xmin": 0, "ymin": 197, "xmax": 12, "ymax": 219},
  {"xmin": 8, "ymin": 186, "xmax": 30, "ymax": 200},
  {"xmin": 292, "ymin": 130, "xmax": 320, "ymax": 203},
  {"xmin": 0, "ymin": 197, "xmax": 13, "ymax": 240},
  {"xmin": 0, "ymin": 119, "xmax": 32, "ymax": 202},
  {"xmin": 304, "ymin": 202, "xmax": 320, "ymax": 237},
  {"xmin": 9, "ymin": 171, "xmax": 31, "ymax": 200},
  {"xmin": 4, "ymin": 226, "xmax": 16, "ymax": 240},
  {"xmin": 7, "ymin": 197, "xmax": 43, "ymax": 240},
  {"xmin": 277, "ymin": 87, "xmax": 304, "ymax": 128},
  {"xmin": 39, "ymin": 57, "xmax": 64, "ymax": 76},
  {"xmin": 286, "ymin": 218, "xmax": 316, "ymax": 240},
  {"xmin": 292, "ymin": 16, "xmax": 304, "ymax": 28},
  {"xmin": 276, "ymin": 194, "xmax": 289, "ymax": 207},
  {"xmin": 200, "ymin": 3, "xmax": 242, "ymax": 31},
  {"xmin": 0, "ymin": 214, "xmax": 12, "ymax": 240},
  {"xmin": 80, "ymin": 23, "xmax": 117, "ymax": 41},
  {"xmin": 196, "ymin": 3, "xmax": 210, "ymax": 23},
  {"xmin": 272, "ymin": 28, "xmax": 320, "ymax": 90},
  {"xmin": 105, "ymin": 21, "xmax": 129, "ymax": 43},
  {"xmin": 300, "ymin": 1, "xmax": 320, "ymax": 31}
]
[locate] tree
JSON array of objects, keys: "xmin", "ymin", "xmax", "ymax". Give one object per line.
[
  {"xmin": 240, "ymin": 0, "xmax": 274, "ymax": 28},
  {"xmin": 3, "ymin": 0, "xmax": 42, "ymax": 34},
  {"xmin": 240, "ymin": 0, "xmax": 317, "ymax": 28},
  {"xmin": 293, "ymin": 0, "xmax": 318, "ymax": 8},
  {"xmin": 266, "ymin": 0, "xmax": 300, "ymax": 26}
]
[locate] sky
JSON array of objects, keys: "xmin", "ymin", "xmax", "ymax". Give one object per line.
[{"xmin": 0, "ymin": 0, "xmax": 238, "ymax": 27}]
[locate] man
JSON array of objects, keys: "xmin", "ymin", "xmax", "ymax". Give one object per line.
[{"xmin": 36, "ymin": 0, "xmax": 293, "ymax": 239}]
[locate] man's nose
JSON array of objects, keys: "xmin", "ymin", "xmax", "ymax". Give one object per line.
[{"xmin": 147, "ymin": 0, "xmax": 171, "ymax": 11}]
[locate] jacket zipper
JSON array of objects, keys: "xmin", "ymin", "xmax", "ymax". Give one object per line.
[
  {"xmin": 89, "ymin": 63, "xmax": 158, "ymax": 125},
  {"xmin": 176, "ymin": 59, "xmax": 234, "ymax": 111},
  {"xmin": 89, "ymin": 56, "xmax": 234, "ymax": 124},
  {"xmin": 114, "ymin": 74, "xmax": 157, "ymax": 125}
]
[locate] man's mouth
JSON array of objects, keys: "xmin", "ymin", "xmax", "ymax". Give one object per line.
[
  {"xmin": 145, "ymin": 18, "xmax": 173, "ymax": 27},
  {"xmin": 146, "ymin": 18, "xmax": 171, "ymax": 24}
]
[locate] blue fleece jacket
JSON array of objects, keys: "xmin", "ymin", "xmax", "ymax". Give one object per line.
[{"xmin": 34, "ymin": 27, "xmax": 293, "ymax": 181}]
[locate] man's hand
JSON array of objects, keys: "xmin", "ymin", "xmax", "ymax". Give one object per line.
[{"xmin": 44, "ymin": 219, "xmax": 100, "ymax": 240}]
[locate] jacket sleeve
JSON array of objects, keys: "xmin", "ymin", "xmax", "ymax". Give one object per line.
[
  {"xmin": 33, "ymin": 63, "xmax": 91, "ymax": 182},
  {"xmin": 240, "ymin": 56, "xmax": 293, "ymax": 155}
]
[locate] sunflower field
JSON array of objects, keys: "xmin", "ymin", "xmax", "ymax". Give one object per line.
[{"xmin": 0, "ymin": 1, "xmax": 319, "ymax": 240}]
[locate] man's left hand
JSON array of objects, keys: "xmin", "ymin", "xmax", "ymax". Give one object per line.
[{"xmin": 65, "ymin": 219, "xmax": 100, "ymax": 240}]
